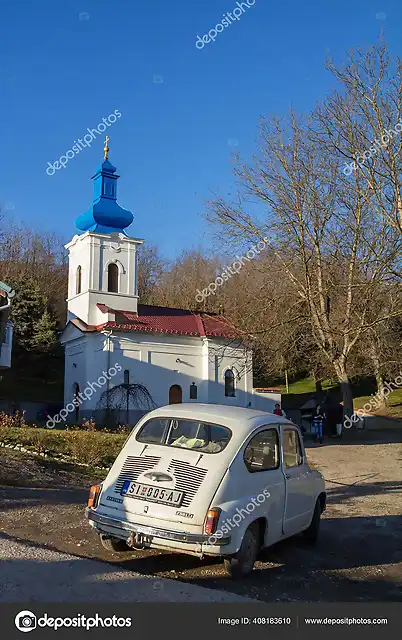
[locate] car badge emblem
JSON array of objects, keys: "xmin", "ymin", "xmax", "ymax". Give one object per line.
[{"xmin": 143, "ymin": 471, "xmax": 173, "ymax": 483}]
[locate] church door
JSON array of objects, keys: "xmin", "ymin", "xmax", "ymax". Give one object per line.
[{"xmin": 169, "ymin": 384, "xmax": 182, "ymax": 404}]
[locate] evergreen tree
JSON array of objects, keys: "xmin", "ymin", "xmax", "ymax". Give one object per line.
[
  {"xmin": 9, "ymin": 277, "xmax": 45, "ymax": 349},
  {"xmin": 30, "ymin": 308, "xmax": 58, "ymax": 353}
]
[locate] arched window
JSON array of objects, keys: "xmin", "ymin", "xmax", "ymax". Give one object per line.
[
  {"xmin": 224, "ymin": 369, "xmax": 236, "ymax": 397},
  {"xmin": 108, "ymin": 263, "xmax": 119, "ymax": 292},
  {"xmin": 169, "ymin": 384, "xmax": 182, "ymax": 404},
  {"xmin": 76, "ymin": 266, "xmax": 82, "ymax": 295},
  {"xmin": 73, "ymin": 383, "xmax": 80, "ymax": 422},
  {"xmin": 124, "ymin": 369, "xmax": 130, "ymax": 385}
]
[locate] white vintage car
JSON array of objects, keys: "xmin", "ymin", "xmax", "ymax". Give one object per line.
[{"xmin": 86, "ymin": 404, "xmax": 326, "ymax": 578}]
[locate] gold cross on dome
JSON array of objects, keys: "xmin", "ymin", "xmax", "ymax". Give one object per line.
[{"xmin": 104, "ymin": 135, "xmax": 110, "ymax": 160}]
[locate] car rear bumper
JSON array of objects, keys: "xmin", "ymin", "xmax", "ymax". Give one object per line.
[{"xmin": 85, "ymin": 508, "xmax": 231, "ymax": 546}]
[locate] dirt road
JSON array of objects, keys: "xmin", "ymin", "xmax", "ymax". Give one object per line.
[
  {"xmin": 1, "ymin": 433, "xmax": 401, "ymax": 602},
  {"xmin": 0, "ymin": 537, "xmax": 256, "ymax": 603}
]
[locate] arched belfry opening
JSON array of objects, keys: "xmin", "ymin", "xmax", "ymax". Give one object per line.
[
  {"xmin": 76, "ymin": 266, "xmax": 82, "ymax": 294},
  {"xmin": 108, "ymin": 263, "xmax": 119, "ymax": 293}
]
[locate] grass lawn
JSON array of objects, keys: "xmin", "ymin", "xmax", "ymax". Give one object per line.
[
  {"xmin": 280, "ymin": 375, "xmax": 402, "ymax": 421},
  {"xmin": 279, "ymin": 377, "xmax": 337, "ymax": 395},
  {"xmin": 353, "ymin": 387, "xmax": 402, "ymax": 420}
]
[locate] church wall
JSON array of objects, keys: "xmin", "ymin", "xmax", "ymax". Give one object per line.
[
  {"xmin": 66, "ymin": 235, "xmax": 85, "ymax": 300},
  {"xmin": 206, "ymin": 340, "xmax": 252, "ymax": 408},
  {"xmin": 66, "ymin": 332, "xmax": 208, "ymax": 424},
  {"xmin": 111, "ymin": 333, "xmax": 206, "ymax": 408},
  {"xmin": 63, "ymin": 329, "xmax": 280, "ymax": 426},
  {"xmin": 63, "ymin": 334, "xmax": 89, "ymax": 416},
  {"xmin": 65, "ymin": 232, "xmax": 142, "ymax": 325},
  {"xmin": 63, "ymin": 331, "xmax": 263, "ymax": 425}
]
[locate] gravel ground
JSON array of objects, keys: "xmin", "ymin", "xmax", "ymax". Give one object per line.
[
  {"xmin": 0, "ymin": 538, "xmax": 258, "ymax": 603},
  {"xmin": 1, "ymin": 432, "xmax": 402, "ymax": 602}
]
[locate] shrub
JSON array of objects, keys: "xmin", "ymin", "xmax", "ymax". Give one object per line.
[
  {"xmin": 0, "ymin": 410, "xmax": 28, "ymax": 429},
  {"xmin": 0, "ymin": 425, "xmax": 126, "ymax": 467},
  {"xmin": 63, "ymin": 431, "xmax": 125, "ymax": 467},
  {"xmin": 80, "ymin": 418, "xmax": 97, "ymax": 432}
]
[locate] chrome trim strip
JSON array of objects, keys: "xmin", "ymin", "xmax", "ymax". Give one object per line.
[{"xmin": 85, "ymin": 508, "xmax": 230, "ymax": 546}]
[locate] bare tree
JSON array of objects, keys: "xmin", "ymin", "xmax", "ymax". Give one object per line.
[
  {"xmin": 137, "ymin": 244, "xmax": 166, "ymax": 303},
  {"xmin": 150, "ymin": 249, "xmax": 222, "ymax": 311},
  {"xmin": 0, "ymin": 223, "xmax": 68, "ymax": 323},
  {"xmin": 206, "ymin": 99, "xmax": 400, "ymax": 419},
  {"xmin": 315, "ymin": 40, "xmax": 402, "ymax": 241}
]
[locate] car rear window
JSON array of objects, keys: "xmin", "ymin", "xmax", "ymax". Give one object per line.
[{"xmin": 136, "ymin": 418, "xmax": 232, "ymax": 453}]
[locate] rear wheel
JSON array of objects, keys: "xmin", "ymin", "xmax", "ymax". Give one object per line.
[
  {"xmin": 303, "ymin": 499, "xmax": 321, "ymax": 544},
  {"xmin": 224, "ymin": 524, "xmax": 260, "ymax": 579},
  {"xmin": 99, "ymin": 534, "xmax": 130, "ymax": 552}
]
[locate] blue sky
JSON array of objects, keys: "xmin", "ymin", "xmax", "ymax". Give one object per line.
[{"xmin": 1, "ymin": 0, "xmax": 401, "ymax": 258}]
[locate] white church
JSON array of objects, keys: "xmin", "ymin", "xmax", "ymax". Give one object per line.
[{"xmin": 60, "ymin": 139, "xmax": 280, "ymax": 424}]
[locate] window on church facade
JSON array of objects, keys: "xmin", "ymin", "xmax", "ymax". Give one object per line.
[
  {"xmin": 76, "ymin": 266, "xmax": 82, "ymax": 295},
  {"xmin": 224, "ymin": 369, "xmax": 236, "ymax": 397},
  {"xmin": 108, "ymin": 263, "xmax": 119, "ymax": 292},
  {"xmin": 73, "ymin": 383, "xmax": 80, "ymax": 421}
]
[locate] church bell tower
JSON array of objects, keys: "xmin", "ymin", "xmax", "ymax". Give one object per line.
[{"xmin": 66, "ymin": 137, "xmax": 143, "ymax": 326}]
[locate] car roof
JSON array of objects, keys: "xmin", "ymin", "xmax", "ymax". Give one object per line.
[{"xmin": 143, "ymin": 403, "xmax": 293, "ymax": 439}]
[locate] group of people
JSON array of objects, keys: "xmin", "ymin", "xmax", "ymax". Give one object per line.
[{"xmin": 270, "ymin": 398, "xmax": 344, "ymax": 445}]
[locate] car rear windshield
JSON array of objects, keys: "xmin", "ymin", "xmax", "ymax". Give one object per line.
[{"xmin": 136, "ymin": 418, "xmax": 232, "ymax": 454}]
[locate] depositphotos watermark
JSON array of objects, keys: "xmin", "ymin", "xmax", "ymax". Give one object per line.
[
  {"xmin": 196, "ymin": 237, "xmax": 269, "ymax": 303},
  {"xmin": 46, "ymin": 363, "xmax": 122, "ymax": 428},
  {"xmin": 344, "ymin": 373, "xmax": 402, "ymax": 429},
  {"xmin": 196, "ymin": 0, "xmax": 256, "ymax": 49},
  {"xmin": 14, "ymin": 610, "xmax": 132, "ymax": 633},
  {"xmin": 45, "ymin": 109, "xmax": 122, "ymax": 176},
  {"xmin": 342, "ymin": 120, "xmax": 402, "ymax": 175},
  {"xmin": 207, "ymin": 488, "xmax": 271, "ymax": 545}
]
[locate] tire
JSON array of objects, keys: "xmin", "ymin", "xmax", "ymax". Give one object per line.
[
  {"xmin": 224, "ymin": 524, "xmax": 260, "ymax": 579},
  {"xmin": 303, "ymin": 499, "xmax": 321, "ymax": 544},
  {"xmin": 99, "ymin": 534, "xmax": 130, "ymax": 552}
]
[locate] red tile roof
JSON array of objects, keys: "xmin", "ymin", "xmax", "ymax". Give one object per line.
[{"xmin": 95, "ymin": 303, "xmax": 242, "ymax": 339}]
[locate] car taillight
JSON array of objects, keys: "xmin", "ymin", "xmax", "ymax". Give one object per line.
[
  {"xmin": 88, "ymin": 484, "xmax": 101, "ymax": 508},
  {"xmin": 204, "ymin": 508, "xmax": 221, "ymax": 535}
]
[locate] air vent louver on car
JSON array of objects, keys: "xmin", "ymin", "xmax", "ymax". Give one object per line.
[
  {"xmin": 114, "ymin": 455, "xmax": 161, "ymax": 493},
  {"xmin": 167, "ymin": 459, "xmax": 208, "ymax": 507}
]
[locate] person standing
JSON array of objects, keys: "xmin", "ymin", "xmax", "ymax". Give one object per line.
[
  {"xmin": 273, "ymin": 403, "xmax": 286, "ymax": 417},
  {"xmin": 312, "ymin": 409, "xmax": 324, "ymax": 444}
]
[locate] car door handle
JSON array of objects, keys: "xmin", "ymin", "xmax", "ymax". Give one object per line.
[{"xmin": 285, "ymin": 473, "xmax": 291, "ymax": 479}]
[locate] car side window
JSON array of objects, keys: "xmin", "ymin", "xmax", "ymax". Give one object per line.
[
  {"xmin": 282, "ymin": 429, "xmax": 303, "ymax": 468},
  {"xmin": 244, "ymin": 428, "xmax": 280, "ymax": 473}
]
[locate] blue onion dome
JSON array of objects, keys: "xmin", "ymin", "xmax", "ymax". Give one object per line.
[{"xmin": 75, "ymin": 142, "xmax": 134, "ymax": 234}]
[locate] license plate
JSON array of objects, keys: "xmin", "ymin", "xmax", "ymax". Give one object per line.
[{"xmin": 121, "ymin": 481, "xmax": 184, "ymax": 507}]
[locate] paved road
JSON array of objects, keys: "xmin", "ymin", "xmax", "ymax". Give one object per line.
[{"xmin": 0, "ymin": 537, "xmax": 258, "ymax": 603}]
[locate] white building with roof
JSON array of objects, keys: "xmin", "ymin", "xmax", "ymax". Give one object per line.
[{"xmin": 60, "ymin": 142, "xmax": 280, "ymax": 425}]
